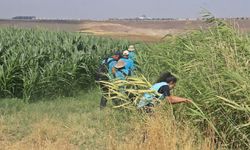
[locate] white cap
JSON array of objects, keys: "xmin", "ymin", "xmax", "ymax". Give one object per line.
[
  {"xmin": 128, "ymin": 45, "xmax": 135, "ymax": 51},
  {"xmin": 123, "ymin": 50, "xmax": 129, "ymax": 56}
]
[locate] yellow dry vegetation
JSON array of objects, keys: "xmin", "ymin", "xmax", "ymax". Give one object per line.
[
  {"xmin": 0, "ymin": 117, "xmax": 75, "ymax": 150},
  {"xmin": 107, "ymin": 111, "xmax": 217, "ymax": 150}
]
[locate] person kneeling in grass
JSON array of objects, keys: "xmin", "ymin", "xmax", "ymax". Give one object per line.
[{"xmin": 137, "ymin": 72, "xmax": 192, "ymax": 112}]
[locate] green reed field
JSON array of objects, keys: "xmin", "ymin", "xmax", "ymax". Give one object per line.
[
  {"xmin": 0, "ymin": 18, "xmax": 249, "ymax": 149},
  {"xmin": 136, "ymin": 18, "xmax": 250, "ymax": 149}
]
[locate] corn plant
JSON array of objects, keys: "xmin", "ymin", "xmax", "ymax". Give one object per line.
[{"xmin": 0, "ymin": 27, "xmax": 130, "ymax": 101}]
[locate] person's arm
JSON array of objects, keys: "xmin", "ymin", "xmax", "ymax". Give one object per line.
[
  {"xmin": 111, "ymin": 67, "xmax": 116, "ymax": 75},
  {"xmin": 166, "ymin": 96, "xmax": 192, "ymax": 104}
]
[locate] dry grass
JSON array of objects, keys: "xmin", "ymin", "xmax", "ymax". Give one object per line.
[
  {"xmin": 107, "ymin": 110, "xmax": 218, "ymax": 150},
  {"xmin": 0, "ymin": 117, "xmax": 76, "ymax": 150},
  {"xmin": 0, "ymin": 95, "xmax": 218, "ymax": 150}
]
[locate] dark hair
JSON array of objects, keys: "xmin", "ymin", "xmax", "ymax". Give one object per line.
[
  {"xmin": 112, "ymin": 51, "xmax": 121, "ymax": 60},
  {"xmin": 114, "ymin": 50, "xmax": 122, "ymax": 56},
  {"xmin": 156, "ymin": 72, "xmax": 177, "ymax": 84}
]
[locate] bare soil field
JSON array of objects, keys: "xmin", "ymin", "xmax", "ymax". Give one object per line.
[
  {"xmin": 1, "ymin": 19, "xmax": 250, "ymax": 42},
  {"xmin": 79, "ymin": 20, "xmax": 205, "ymax": 42}
]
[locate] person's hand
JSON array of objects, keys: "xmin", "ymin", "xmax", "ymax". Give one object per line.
[
  {"xmin": 112, "ymin": 67, "xmax": 116, "ymax": 74},
  {"xmin": 153, "ymin": 98, "xmax": 160, "ymax": 103},
  {"xmin": 185, "ymin": 99, "xmax": 192, "ymax": 103}
]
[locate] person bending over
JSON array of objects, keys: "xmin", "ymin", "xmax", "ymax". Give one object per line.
[{"xmin": 137, "ymin": 72, "xmax": 192, "ymax": 110}]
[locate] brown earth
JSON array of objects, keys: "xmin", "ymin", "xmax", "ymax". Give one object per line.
[
  {"xmin": 79, "ymin": 20, "xmax": 197, "ymax": 42},
  {"xmin": 1, "ymin": 19, "xmax": 250, "ymax": 42}
]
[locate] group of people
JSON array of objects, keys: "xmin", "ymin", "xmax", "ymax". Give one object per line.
[
  {"xmin": 97, "ymin": 45, "xmax": 192, "ymax": 111},
  {"xmin": 97, "ymin": 45, "xmax": 136, "ymax": 109}
]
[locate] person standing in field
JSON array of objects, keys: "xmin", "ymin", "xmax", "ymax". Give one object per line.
[
  {"xmin": 104, "ymin": 51, "xmax": 122, "ymax": 79},
  {"xmin": 98, "ymin": 51, "xmax": 122, "ymax": 109},
  {"xmin": 100, "ymin": 60, "xmax": 129, "ymax": 108},
  {"xmin": 120, "ymin": 50, "xmax": 135, "ymax": 76},
  {"xmin": 137, "ymin": 72, "xmax": 192, "ymax": 111},
  {"xmin": 96, "ymin": 51, "xmax": 122, "ymax": 81},
  {"xmin": 127, "ymin": 45, "xmax": 136, "ymax": 61},
  {"xmin": 112, "ymin": 60, "xmax": 129, "ymax": 80}
]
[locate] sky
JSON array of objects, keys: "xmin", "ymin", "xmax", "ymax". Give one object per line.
[{"xmin": 0, "ymin": 0, "xmax": 250, "ymax": 20}]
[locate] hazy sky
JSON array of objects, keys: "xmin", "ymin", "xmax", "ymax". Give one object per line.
[{"xmin": 0, "ymin": 0, "xmax": 250, "ymax": 20}]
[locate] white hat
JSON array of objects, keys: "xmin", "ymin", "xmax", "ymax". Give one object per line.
[
  {"xmin": 128, "ymin": 45, "xmax": 135, "ymax": 51},
  {"xmin": 123, "ymin": 50, "xmax": 129, "ymax": 56},
  {"xmin": 115, "ymin": 60, "xmax": 125, "ymax": 68}
]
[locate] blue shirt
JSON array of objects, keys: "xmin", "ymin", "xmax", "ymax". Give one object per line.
[
  {"xmin": 108, "ymin": 60, "xmax": 117, "ymax": 73},
  {"xmin": 120, "ymin": 58, "xmax": 135, "ymax": 71},
  {"xmin": 137, "ymin": 82, "xmax": 169, "ymax": 108},
  {"xmin": 101, "ymin": 58, "xmax": 117, "ymax": 79},
  {"xmin": 128, "ymin": 51, "xmax": 136, "ymax": 61},
  {"xmin": 115, "ymin": 68, "xmax": 129, "ymax": 80}
]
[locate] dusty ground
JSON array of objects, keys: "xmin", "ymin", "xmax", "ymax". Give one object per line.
[
  {"xmin": 1, "ymin": 19, "xmax": 250, "ymax": 42},
  {"xmin": 79, "ymin": 20, "xmax": 198, "ymax": 42}
]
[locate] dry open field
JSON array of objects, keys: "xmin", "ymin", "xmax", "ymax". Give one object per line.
[{"xmin": 1, "ymin": 19, "xmax": 250, "ymax": 42}]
